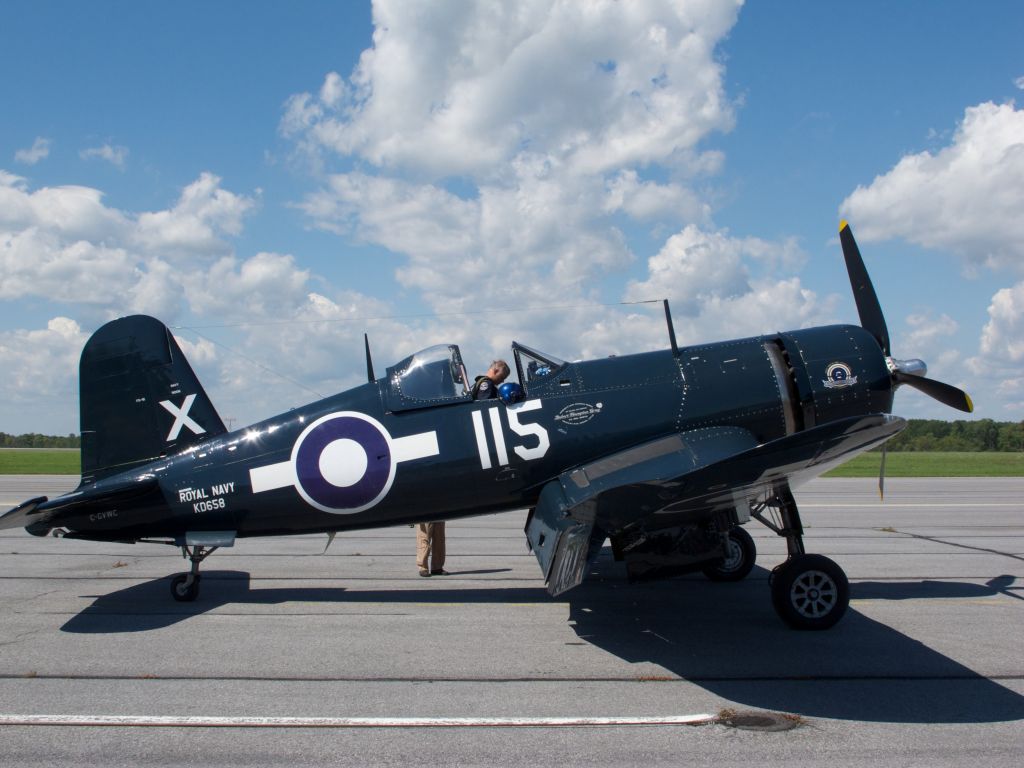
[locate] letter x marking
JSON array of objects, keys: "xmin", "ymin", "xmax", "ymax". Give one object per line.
[{"xmin": 159, "ymin": 394, "xmax": 206, "ymax": 441}]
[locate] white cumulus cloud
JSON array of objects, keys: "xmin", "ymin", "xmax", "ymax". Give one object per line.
[
  {"xmin": 840, "ymin": 101, "xmax": 1024, "ymax": 272},
  {"xmin": 14, "ymin": 137, "xmax": 51, "ymax": 165},
  {"xmin": 80, "ymin": 143, "xmax": 129, "ymax": 168},
  {"xmin": 276, "ymin": 0, "xmax": 864, "ymax": 400},
  {"xmin": 134, "ymin": 172, "xmax": 258, "ymax": 259},
  {"xmin": 840, "ymin": 100, "xmax": 1024, "ymax": 415},
  {"xmin": 624, "ymin": 225, "xmax": 816, "ymax": 324},
  {"xmin": 963, "ymin": 281, "xmax": 1024, "ymax": 414},
  {"xmin": 0, "ymin": 171, "xmax": 262, "ymax": 313},
  {"xmin": 284, "ymin": 0, "xmax": 741, "ymax": 178},
  {"xmin": 0, "ymin": 318, "xmax": 88, "ymax": 432},
  {"xmin": 975, "ymin": 282, "xmax": 1024, "ymax": 364},
  {"xmin": 287, "ymin": 0, "xmax": 748, "ymax": 357}
]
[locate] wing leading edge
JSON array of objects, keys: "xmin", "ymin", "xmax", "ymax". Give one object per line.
[{"xmin": 527, "ymin": 414, "xmax": 905, "ymax": 595}]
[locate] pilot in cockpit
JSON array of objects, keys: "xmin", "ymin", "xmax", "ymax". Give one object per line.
[{"xmin": 471, "ymin": 359, "xmax": 510, "ymax": 399}]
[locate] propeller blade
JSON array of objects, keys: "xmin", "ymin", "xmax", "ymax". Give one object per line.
[
  {"xmin": 878, "ymin": 444, "xmax": 887, "ymax": 501},
  {"xmin": 895, "ymin": 372, "xmax": 974, "ymax": 413},
  {"xmin": 839, "ymin": 220, "xmax": 891, "ymax": 356}
]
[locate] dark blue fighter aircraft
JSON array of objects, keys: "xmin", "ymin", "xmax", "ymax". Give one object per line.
[{"xmin": 1, "ymin": 222, "xmax": 972, "ymax": 628}]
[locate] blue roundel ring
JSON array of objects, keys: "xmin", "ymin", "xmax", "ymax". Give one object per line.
[{"xmin": 291, "ymin": 412, "xmax": 396, "ymax": 514}]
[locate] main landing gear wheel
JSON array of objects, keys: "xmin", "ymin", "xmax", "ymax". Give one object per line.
[
  {"xmin": 770, "ymin": 554, "xmax": 849, "ymax": 630},
  {"xmin": 702, "ymin": 527, "xmax": 756, "ymax": 582},
  {"xmin": 170, "ymin": 573, "xmax": 201, "ymax": 602}
]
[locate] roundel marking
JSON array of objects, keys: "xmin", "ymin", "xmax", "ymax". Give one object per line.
[
  {"xmin": 291, "ymin": 412, "xmax": 395, "ymax": 514},
  {"xmin": 826, "ymin": 362, "xmax": 852, "ymax": 383},
  {"xmin": 319, "ymin": 439, "xmax": 368, "ymax": 487},
  {"xmin": 823, "ymin": 361, "xmax": 857, "ymax": 389}
]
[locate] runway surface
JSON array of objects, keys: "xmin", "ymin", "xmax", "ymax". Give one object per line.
[{"xmin": 1, "ymin": 475, "xmax": 1022, "ymax": 766}]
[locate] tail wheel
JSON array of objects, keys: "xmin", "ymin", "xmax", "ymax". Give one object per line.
[
  {"xmin": 170, "ymin": 573, "xmax": 201, "ymax": 602},
  {"xmin": 771, "ymin": 554, "xmax": 849, "ymax": 630},
  {"xmin": 702, "ymin": 527, "xmax": 756, "ymax": 582}
]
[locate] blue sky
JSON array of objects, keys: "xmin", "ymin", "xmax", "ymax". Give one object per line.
[{"xmin": 2, "ymin": 1, "xmax": 1023, "ymax": 434}]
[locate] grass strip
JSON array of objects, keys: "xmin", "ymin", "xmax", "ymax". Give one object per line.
[
  {"xmin": 0, "ymin": 449, "xmax": 80, "ymax": 475},
  {"xmin": 1, "ymin": 449, "xmax": 1022, "ymax": 477},
  {"xmin": 825, "ymin": 451, "xmax": 1024, "ymax": 477}
]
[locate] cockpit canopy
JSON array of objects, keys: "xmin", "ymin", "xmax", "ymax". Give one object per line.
[
  {"xmin": 383, "ymin": 341, "xmax": 568, "ymax": 412},
  {"xmin": 512, "ymin": 342, "xmax": 566, "ymax": 390},
  {"xmin": 385, "ymin": 344, "xmax": 470, "ymax": 412}
]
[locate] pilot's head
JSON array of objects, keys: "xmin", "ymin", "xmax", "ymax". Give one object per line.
[{"xmin": 488, "ymin": 360, "xmax": 510, "ymax": 384}]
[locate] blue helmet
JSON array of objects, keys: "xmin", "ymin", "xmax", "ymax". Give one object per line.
[{"xmin": 498, "ymin": 382, "xmax": 524, "ymax": 405}]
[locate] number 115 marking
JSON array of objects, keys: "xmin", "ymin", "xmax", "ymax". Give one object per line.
[{"xmin": 471, "ymin": 399, "xmax": 550, "ymax": 470}]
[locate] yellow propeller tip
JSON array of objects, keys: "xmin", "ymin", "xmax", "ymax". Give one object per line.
[
  {"xmin": 966, "ymin": 393, "xmax": 974, "ymax": 413},
  {"xmin": 839, "ymin": 219, "xmax": 849, "ymax": 232}
]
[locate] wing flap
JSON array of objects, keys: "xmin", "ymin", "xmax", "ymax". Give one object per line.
[{"xmin": 526, "ymin": 425, "xmax": 759, "ymax": 595}]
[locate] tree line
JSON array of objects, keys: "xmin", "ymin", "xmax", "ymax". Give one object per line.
[
  {"xmin": 3, "ymin": 419, "xmax": 1023, "ymax": 452},
  {"xmin": 880, "ymin": 419, "xmax": 1024, "ymax": 452},
  {"xmin": 0, "ymin": 433, "xmax": 81, "ymax": 448}
]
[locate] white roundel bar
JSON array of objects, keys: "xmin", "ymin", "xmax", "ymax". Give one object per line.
[{"xmin": 249, "ymin": 411, "xmax": 439, "ymax": 515}]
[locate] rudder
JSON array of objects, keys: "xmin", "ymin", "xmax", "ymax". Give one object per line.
[{"xmin": 79, "ymin": 315, "xmax": 226, "ymax": 483}]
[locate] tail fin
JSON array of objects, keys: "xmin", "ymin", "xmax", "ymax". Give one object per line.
[{"xmin": 79, "ymin": 315, "xmax": 226, "ymax": 483}]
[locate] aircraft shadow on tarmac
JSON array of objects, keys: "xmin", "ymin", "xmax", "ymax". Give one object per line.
[
  {"xmin": 854, "ymin": 574, "xmax": 1022, "ymax": 602},
  {"xmin": 60, "ymin": 569, "xmax": 543, "ymax": 634},
  {"xmin": 61, "ymin": 562, "xmax": 1023, "ymax": 725},
  {"xmin": 565, "ymin": 561, "xmax": 1024, "ymax": 725}
]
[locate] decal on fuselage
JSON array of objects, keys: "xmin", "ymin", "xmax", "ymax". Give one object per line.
[
  {"xmin": 248, "ymin": 411, "xmax": 439, "ymax": 515},
  {"xmin": 159, "ymin": 394, "xmax": 206, "ymax": 441},
  {"xmin": 472, "ymin": 399, "xmax": 550, "ymax": 470},
  {"xmin": 823, "ymin": 362, "xmax": 858, "ymax": 389},
  {"xmin": 554, "ymin": 402, "xmax": 603, "ymax": 426},
  {"xmin": 179, "ymin": 481, "xmax": 237, "ymax": 514}
]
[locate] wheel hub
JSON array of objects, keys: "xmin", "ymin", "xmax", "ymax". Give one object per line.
[
  {"xmin": 790, "ymin": 570, "xmax": 837, "ymax": 618},
  {"xmin": 721, "ymin": 539, "xmax": 742, "ymax": 571}
]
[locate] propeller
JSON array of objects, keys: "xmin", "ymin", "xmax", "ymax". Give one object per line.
[
  {"xmin": 839, "ymin": 220, "xmax": 974, "ymax": 414},
  {"xmin": 879, "ymin": 443, "xmax": 887, "ymax": 500}
]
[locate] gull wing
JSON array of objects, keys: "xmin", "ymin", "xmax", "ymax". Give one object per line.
[{"xmin": 527, "ymin": 414, "xmax": 905, "ymax": 595}]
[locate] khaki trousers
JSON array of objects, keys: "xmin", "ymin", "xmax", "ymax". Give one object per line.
[{"xmin": 416, "ymin": 522, "xmax": 446, "ymax": 571}]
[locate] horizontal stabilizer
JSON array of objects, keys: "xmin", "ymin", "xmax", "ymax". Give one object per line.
[
  {"xmin": 0, "ymin": 497, "xmax": 48, "ymax": 532},
  {"xmin": 0, "ymin": 477, "xmax": 160, "ymax": 535}
]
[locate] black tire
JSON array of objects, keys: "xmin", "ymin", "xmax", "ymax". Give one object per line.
[
  {"xmin": 770, "ymin": 554, "xmax": 849, "ymax": 630},
  {"xmin": 170, "ymin": 573, "xmax": 201, "ymax": 602},
  {"xmin": 702, "ymin": 527, "xmax": 756, "ymax": 582}
]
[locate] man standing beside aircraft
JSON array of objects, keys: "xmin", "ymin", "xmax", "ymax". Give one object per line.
[
  {"xmin": 416, "ymin": 522, "xmax": 447, "ymax": 577},
  {"xmin": 417, "ymin": 359, "xmax": 511, "ymax": 576}
]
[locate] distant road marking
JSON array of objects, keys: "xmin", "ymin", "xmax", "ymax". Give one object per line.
[
  {"xmin": 0, "ymin": 713, "xmax": 715, "ymax": 729},
  {"xmin": 852, "ymin": 597, "xmax": 1009, "ymax": 606},
  {"xmin": 807, "ymin": 503, "xmax": 1020, "ymax": 508}
]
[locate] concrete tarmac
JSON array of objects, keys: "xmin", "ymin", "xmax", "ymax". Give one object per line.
[{"xmin": 0, "ymin": 475, "xmax": 1022, "ymax": 767}]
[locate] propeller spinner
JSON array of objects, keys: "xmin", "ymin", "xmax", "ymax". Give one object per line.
[{"xmin": 839, "ymin": 221, "xmax": 973, "ymax": 414}]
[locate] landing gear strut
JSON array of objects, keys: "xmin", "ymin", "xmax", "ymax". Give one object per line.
[
  {"xmin": 170, "ymin": 544, "xmax": 218, "ymax": 602},
  {"xmin": 752, "ymin": 485, "xmax": 849, "ymax": 630}
]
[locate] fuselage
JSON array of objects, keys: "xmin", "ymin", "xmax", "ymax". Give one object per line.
[{"xmin": 53, "ymin": 323, "xmax": 894, "ymax": 542}]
